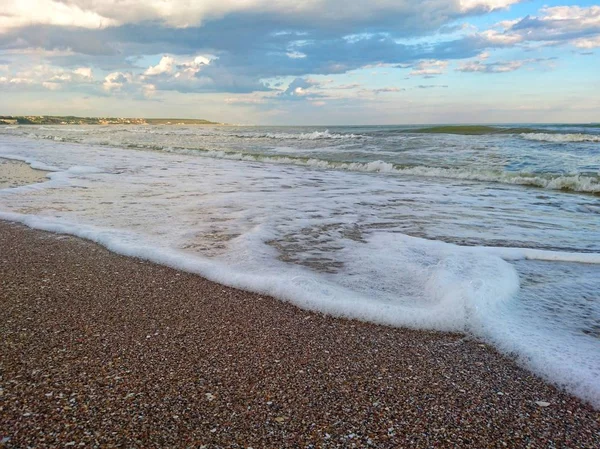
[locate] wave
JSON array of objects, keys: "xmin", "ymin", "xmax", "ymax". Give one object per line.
[
  {"xmin": 394, "ymin": 166, "xmax": 600, "ymax": 194},
  {"xmin": 1, "ymin": 205, "xmax": 599, "ymax": 407},
  {"xmin": 521, "ymin": 133, "xmax": 600, "ymax": 143},
  {"xmin": 2, "ymin": 147, "xmax": 600, "ymax": 407},
  {"xmin": 17, "ymin": 127, "xmax": 367, "ymax": 141},
  {"xmin": 164, "ymin": 147, "xmax": 600, "ymax": 194},
  {"xmin": 3, "ymin": 128, "xmax": 598, "ymax": 193},
  {"xmin": 409, "ymin": 125, "xmax": 547, "ymax": 135},
  {"xmin": 232, "ymin": 130, "xmax": 367, "ymax": 140},
  {"xmin": 474, "ymin": 246, "xmax": 600, "ymax": 264}
]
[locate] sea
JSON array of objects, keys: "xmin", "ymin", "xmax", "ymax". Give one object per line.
[{"xmin": 0, "ymin": 123, "xmax": 598, "ymax": 406}]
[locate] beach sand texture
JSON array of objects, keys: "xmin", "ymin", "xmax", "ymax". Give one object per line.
[
  {"xmin": 0, "ymin": 158, "xmax": 49, "ymax": 189},
  {"xmin": 1, "ymin": 221, "xmax": 599, "ymax": 448}
]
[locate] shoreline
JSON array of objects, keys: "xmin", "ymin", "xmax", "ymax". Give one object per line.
[
  {"xmin": 0, "ymin": 158, "xmax": 50, "ymax": 189},
  {"xmin": 1, "ymin": 220, "xmax": 598, "ymax": 447}
]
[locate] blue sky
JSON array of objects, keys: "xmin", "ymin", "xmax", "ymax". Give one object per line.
[{"xmin": 0, "ymin": 1, "xmax": 598, "ymax": 124}]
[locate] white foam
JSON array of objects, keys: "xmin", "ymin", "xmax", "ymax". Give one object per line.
[
  {"xmin": 521, "ymin": 133, "xmax": 600, "ymax": 143},
  {"xmin": 394, "ymin": 166, "xmax": 600, "ymax": 193},
  {"xmin": 478, "ymin": 246, "xmax": 600, "ymax": 264},
  {"xmin": 239, "ymin": 130, "xmax": 367, "ymax": 140},
  {"xmin": 0, "ymin": 153, "xmax": 59, "ymax": 172},
  {"xmin": 1, "ymin": 134, "xmax": 599, "ymax": 407},
  {"xmin": 165, "ymin": 148, "xmax": 600, "ymax": 194},
  {"xmin": 3, "ymin": 125, "xmax": 598, "ymax": 194},
  {"xmin": 0, "ymin": 208, "xmax": 520, "ymax": 334}
]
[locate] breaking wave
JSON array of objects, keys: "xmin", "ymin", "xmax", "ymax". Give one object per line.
[
  {"xmin": 233, "ymin": 130, "xmax": 367, "ymax": 140},
  {"xmin": 521, "ymin": 133, "xmax": 600, "ymax": 143},
  {"xmin": 165, "ymin": 147, "xmax": 600, "ymax": 194}
]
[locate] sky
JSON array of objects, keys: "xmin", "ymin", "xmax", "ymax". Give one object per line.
[{"xmin": 0, "ymin": 0, "xmax": 599, "ymax": 124}]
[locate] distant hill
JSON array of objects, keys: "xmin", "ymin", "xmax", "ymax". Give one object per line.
[{"xmin": 0, "ymin": 115, "xmax": 221, "ymax": 125}]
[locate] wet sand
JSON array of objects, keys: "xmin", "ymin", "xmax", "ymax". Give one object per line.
[
  {"xmin": 0, "ymin": 158, "xmax": 49, "ymax": 189},
  {"xmin": 1, "ymin": 221, "xmax": 599, "ymax": 448}
]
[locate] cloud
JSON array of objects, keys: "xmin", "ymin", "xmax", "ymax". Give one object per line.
[
  {"xmin": 479, "ymin": 29, "xmax": 523, "ymax": 45},
  {"xmin": 103, "ymin": 71, "xmax": 133, "ymax": 91},
  {"xmin": 12, "ymin": 0, "xmax": 594, "ymax": 102},
  {"xmin": 224, "ymin": 96, "xmax": 268, "ymax": 105},
  {"xmin": 0, "ymin": 64, "xmax": 97, "ymax": 91},
  {"xmin": 0, "ymin": 1, "xmax": 524, "ymax": 33},
  {"xmin": 0, "ymin": 1, "xmax": 118, "ymax": 32},
  {"xmin": 278, "ymin": 77, "xmax": 322, "ymax": 100},
  {"xmin": 478, "ymin": 5, "xmax": 600, "ymax": 48},
  {"xmin": 458, "ymin": 0, "xmax": 520, "ymax": 12},
  {"xmin": 372, "ymin": 87, "xmax": 403, "ymax": 93},
  {"xmin": 73, "ymin": 67, "xmax": 93, "ymax": 79},
  {"xmin": 416, "ymin": 84, "xmax": 448, "ymax": 88},
  {"xmin": 409, "ymin": 60, "xmax": 449, "ymax": 77},
  {"xmin": 457, "ymin": 57, "xmax": 555, "ymax": 73},
  {"xmin": 458, "ymin": 60, "xmax": 524, "ymax": 73},
  {"xmin": 572, "ymin": 36, "xmax": 600, "ymax": 49},
  {"xmin": 144, "ymin": 55, "xmax": 174, "ymax": 76},
  {"xmin": 0, "ymin": 1, "xmax": 534, "ymax": 98}
]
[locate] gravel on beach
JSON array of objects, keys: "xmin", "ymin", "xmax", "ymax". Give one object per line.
[{"xmin": 1, "ymin": 221, "xmax": 599, "ymax": 448}]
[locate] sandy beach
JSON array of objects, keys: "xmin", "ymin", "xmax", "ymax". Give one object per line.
[
  {"xmin": 1, "ymin": 220, "xmax": 599, "ymax": 448},
  {"xmin": 0, "ymin": 158, "xmax": 49, "ymax": 189}
]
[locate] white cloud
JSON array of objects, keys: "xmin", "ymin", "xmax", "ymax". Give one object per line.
[
  {"xmin": 74, "ymin": 67, "xmax": 93, "ymax": 80},
  {"xmin": 286, "ymin": 51, "xmax": 307, "ymax": 59},
  {"xmin": 142, "ymin": 83, "xmax": 156, "ymax": 98},
  {"xmin": 540, "ymin": 5, "xmax": 600, "ymax": 24},
  {"xmin": 0, "ymin": 64, "xmax": 97, "ymax": 90},
  {"xmin": 42, "ymin": 81, "xmax": 62, "ymax": 90},
  {"xmin": 457, "ymin": 57, "xmax": 552, "ymax": 74},
  {"xmin": 0, "ymin": 48, "xmax": 76, "ymax": 57},
  {"xmin": 458, "ymin": 60, "xmax": 524, "ymax": 73},
  {"xmin": 6, "ymin": 77, "xmax": 34, "ymax": 85},
  {"xmin": 103, "ymin": 71, "xmax": 133, "ymax": 91},
  {"xmin": 480, "ymin": 29, "xmax": 523, "ymax": 45},
  {"xmin": 459, "ymin": 0, "xmax": 520, "ymax": 12},
  {"xmin": 175, "ymin": 55, "xmax": 212, "ymax": 79},
  {"xmin": 409, "ymin": 60, "xmax": 449, "ymax": 77},
  {"xmin": 0, "ymin": 0, "xmax": 524, "ymax": 32},
  {"xmin": 144, "ymin": 56, "xmax": 175, "ymax": 76},
  {"xmin": 572, "ymin": 36, "xmax": 600, "ymax": 49},
  {"xmin": 477, "ymin": 5, "xmax": 600, "ymax": 49},
  {"xmin": 0, "ymin": 0, "xmax": 118, "ymax": 33},
  {"xmin": 224, "ymin": 96, "xmax": 268, "ymax": 105}
]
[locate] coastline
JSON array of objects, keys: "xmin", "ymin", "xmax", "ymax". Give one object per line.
[
  {"xmin": 0, "ymin": 158, "xmax": 50, "ymax": 189},
  {"xmin": 1, "ymin": 220, "xmax": 598, "ymax": 447}
]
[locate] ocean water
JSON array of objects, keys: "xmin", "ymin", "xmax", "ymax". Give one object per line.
[{"xmin": 0, "ymin": 124, "xmax": 599, "ymax": 406}]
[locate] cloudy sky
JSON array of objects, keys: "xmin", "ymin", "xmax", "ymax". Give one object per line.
[{"xmin": 0, "ymin": 0, "xmax": 598, "ymax": 124}]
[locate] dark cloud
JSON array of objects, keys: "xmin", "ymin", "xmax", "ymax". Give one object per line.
[
  {"xmin": 276, "ymin": 77, "xmax": 324, "ymax": 101},
  {"xmin": 0, "ymin": 4, "xmax": 503, "ymax": 95},
  {"xmin": 0, "ymin": 20, "xmax": 490, "ymax": 94},
  {"xmin": 5, "ymin": 3, "xmax": 595, "ymax": 96}
]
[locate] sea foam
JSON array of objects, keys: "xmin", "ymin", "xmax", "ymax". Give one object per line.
[
  {"xmin": 1, "ymin": 134, "xmax": 600, "ymax": 407},
  {"xmin": 164, "ymin": 148, "xmax": 600, "ymax": 194},
  {"xmin": 235, "ymin": 130, "xmax": 367, "ymax": 140},
  {"xmin": 521, "ymin": 133, "xmax": 600, "ymax": 143}
]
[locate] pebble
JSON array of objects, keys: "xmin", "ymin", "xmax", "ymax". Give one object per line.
[{"xmin": 1, "ymin": 222, "xmax": 598, "ymax": 448}]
